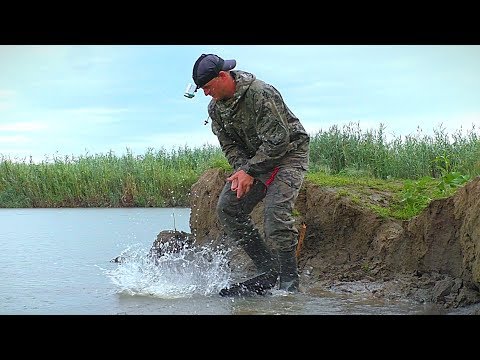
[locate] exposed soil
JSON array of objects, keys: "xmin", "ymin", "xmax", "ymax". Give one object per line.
[{"xmin": 177, "ymin": 168, "xmax": 480, "ymax": 312}]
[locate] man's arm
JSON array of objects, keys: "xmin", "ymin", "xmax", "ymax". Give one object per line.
[
  {"xmin": 210, "ymin": 111, "xmax": 249, "ymax": 171},
  {"xmin": 239, "ymin": 86, "xmax": 292, "ymax": 177}
]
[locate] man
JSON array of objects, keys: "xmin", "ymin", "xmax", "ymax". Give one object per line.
[{"xmin": 191, "ymin": 53, "xmax": 310, "ymax": 296}]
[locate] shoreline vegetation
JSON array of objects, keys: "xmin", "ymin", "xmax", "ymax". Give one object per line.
[{"xmin": 1, "ymin": 123, "xmax": 479, "ymax": 220}]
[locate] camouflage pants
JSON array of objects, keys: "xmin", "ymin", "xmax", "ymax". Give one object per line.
[{"xmin": 216, "ymin": 166, "xmax": 306, "ymax": 277}]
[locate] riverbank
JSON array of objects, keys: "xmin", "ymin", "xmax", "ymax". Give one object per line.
[{"xmin": 188, "ymin": 168, "xmax": 480, "ymax": 311}]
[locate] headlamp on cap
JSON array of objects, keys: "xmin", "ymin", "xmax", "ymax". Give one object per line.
[{"xmin": 184, "ymin": 53, "xmax": 236, "ymax": 99}]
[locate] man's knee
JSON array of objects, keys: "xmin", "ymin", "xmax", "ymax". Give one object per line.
[{"xmin": 264, "ymin": 205, "xmax": 295, "ymax": 230}]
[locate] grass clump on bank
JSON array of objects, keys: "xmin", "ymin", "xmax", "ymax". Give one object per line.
[
  {"xmin": 306, "ymin": 172, "xmax": 457, "ymax": 220},
  {"xmin": 0, "ymin": 122, "xmax": 478, "ymax": 219}
]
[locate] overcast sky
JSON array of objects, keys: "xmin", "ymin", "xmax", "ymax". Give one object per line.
[{"xmin": 1, "ymin": 45, "xmax": 479, "ymax": 162}]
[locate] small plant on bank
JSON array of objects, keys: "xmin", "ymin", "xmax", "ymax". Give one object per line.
[
  {"xmin": 433, "ymin": 152, "xmax": 471, "ymax": 195},
  {"xmin": 399, "ymin": 177, "xmax": 434, "ymax": 217}
]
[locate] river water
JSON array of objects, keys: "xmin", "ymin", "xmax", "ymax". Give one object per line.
[{"xmin": 0, "ymin": 208, "xmax": 464, "ymax": 315}]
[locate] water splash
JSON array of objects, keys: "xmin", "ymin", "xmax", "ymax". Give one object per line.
[{"xmin": 104, "ymin": 242, "xmax": 232, "ymax": 298}]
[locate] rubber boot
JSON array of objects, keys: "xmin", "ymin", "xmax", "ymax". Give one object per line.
[
  {"xmin": 239, "ymin": 228, "xmax": 279, "ymax": 276},
  {"xmin": 220, "ymin": 229, "xmax": 279, "ymax": 297},
  {"xmin": 278, "ymin": 250, "xmax": 299, "ymax": 292},
  {"xmin": 219, "ymin": 272, "xmax": 278, "ymax": 297}
]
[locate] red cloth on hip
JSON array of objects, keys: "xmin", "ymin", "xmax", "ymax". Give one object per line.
[{"xmin": 265, "ymin": 166, "xmax": 280, "ymax": 187}]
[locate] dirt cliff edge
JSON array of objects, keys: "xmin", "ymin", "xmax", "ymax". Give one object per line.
[{"xmin": 188, "ymin": 168, "xmax": 480, "ymax": 309}]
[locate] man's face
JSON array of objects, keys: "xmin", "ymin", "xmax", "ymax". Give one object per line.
[{"xmin": 201, "ymin": 75, "xmax": 225, "ymax": 101}]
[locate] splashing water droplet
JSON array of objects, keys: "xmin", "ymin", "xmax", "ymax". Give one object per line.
[{"xmin": 103, "ymin": 242, "xmax": 232, "ymax": 298}]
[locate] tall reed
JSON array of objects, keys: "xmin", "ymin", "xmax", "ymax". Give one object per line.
[
  {"xmin": 1, "ymin": 123, "xmax": 478, "ymax": 208},
  {"xmin": 0, "ymin": 145, "xmax": 225, "ymax": 208},
  {"xmin": 309, "ymin": 122, "xmax": 480, "ymax": 180}
]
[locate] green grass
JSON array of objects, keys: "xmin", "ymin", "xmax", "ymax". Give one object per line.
[
  {"xmin": 306, "ymin": 172, "xmax": 449, "ymax": 220},
  {"xmin": 1, "ymin": 123, "xmax": 478, "ymax": 219}
]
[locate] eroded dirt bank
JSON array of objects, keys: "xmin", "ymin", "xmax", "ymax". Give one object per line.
[{"xmin": 187, "ymin": 168, "xmax": 480, "ymax": 311}]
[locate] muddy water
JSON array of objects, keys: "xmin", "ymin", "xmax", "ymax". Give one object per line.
[
  {"xmin": 111, "ymin": 288, "xmax": 448, "ymax": 315},
  {"xmin": 0, "ymin": 208, "xmax": 462, "ymax": 315}
]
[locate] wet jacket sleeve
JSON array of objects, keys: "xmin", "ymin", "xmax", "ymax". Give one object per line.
[
  {"xmin": 239, "ymin": 87, "xmax": 293, "ymax": 177},
  {"xmin": 210, "ymin": 108, "xmax": 249, "ymax": 171}
]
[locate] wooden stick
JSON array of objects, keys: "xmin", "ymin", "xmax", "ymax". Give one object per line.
[{"xmin": 296, "ymin": 223, "xmax": 307, "ymax": 260}]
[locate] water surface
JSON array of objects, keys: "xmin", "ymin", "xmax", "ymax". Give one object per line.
[{"xmin": 0, "ymin": 208, "xmax": 454, "ymax": 315}]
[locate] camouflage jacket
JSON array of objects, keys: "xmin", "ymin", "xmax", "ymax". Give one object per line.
[{"xmin": 208, "ymin": 70, "xmax": 310, "ymax": 179}]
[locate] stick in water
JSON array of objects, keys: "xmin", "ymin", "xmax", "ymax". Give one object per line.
[
  {"xmin": 172, "ymin": 210, "xmax": 177, "ymax": 232},
  {"xmin": 296, "ymin": 223, "xmax": 307, "ymax": 260}
]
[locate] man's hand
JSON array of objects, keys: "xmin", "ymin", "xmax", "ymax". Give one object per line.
[{"xmin": 227, "ymin": 170, "xmax": 254, "ymax": 199}]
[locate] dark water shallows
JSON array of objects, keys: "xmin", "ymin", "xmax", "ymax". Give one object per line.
[{"xmin": 0, "ymin": 208, "xmax": 450, "ymax": 315}]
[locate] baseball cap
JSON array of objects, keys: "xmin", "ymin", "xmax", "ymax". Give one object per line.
[{"xmin": 192, "ymin": 54, "xmax": 236, "ymax": 91}]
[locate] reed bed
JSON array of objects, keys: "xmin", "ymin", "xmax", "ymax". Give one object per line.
[
  {"xmin": 309, "ymin": 122, "xmax": 480, "ymax": 179},
  {"xmin": 0, "ymin": 145, "xmax": 226, "ymax": 208},
  {"xmin": 1, "ymin": 123, "xmax": 478, "ymax": 208}
]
